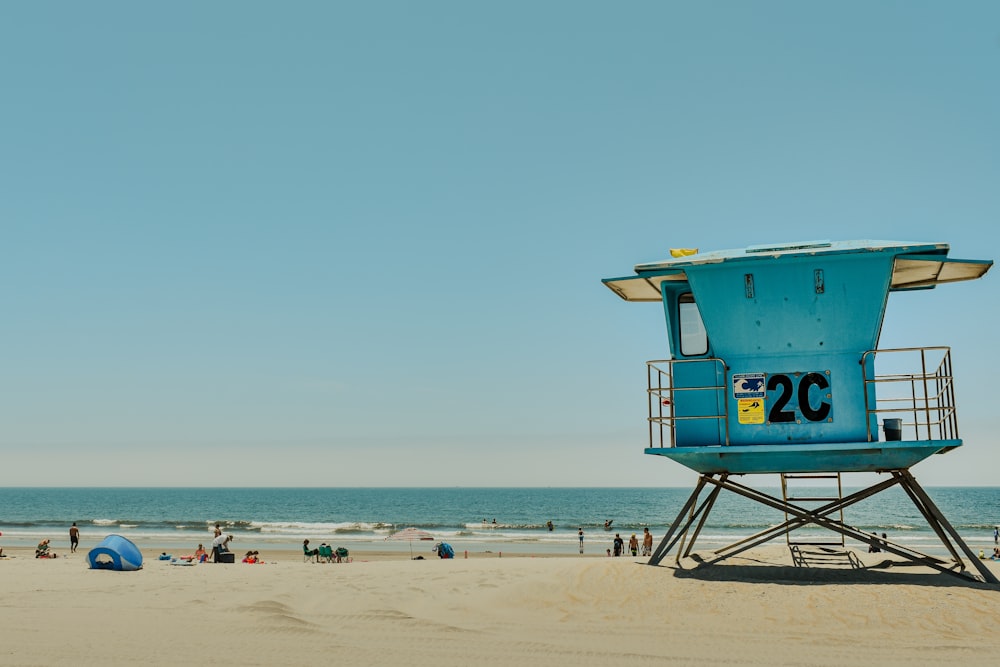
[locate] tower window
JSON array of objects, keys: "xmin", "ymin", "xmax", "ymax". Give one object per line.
[{"xmin": 679, "ymin": 293, "xmax": 708, "ymax": 356}]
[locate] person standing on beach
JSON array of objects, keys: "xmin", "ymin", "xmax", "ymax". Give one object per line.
[
  {"xmin": 212, "ymin": 533, "xmax": 233, "ymax": 562},
  {"xmin": 642, "ymin": 527, "xmax": 653, "ymax": 557},
  {"xmin": 613, "ymin": 533, "xmax": 624, "ymax": 557},
  {"xmin": 578, "ymin": 528, "xmax": 584, "ymax": 554},
  {"xmin": 212, "ymin": 524, "xmax": 223, "ymax": 562},
  {"xmin": 628, "ymin": 533, "xmax": 639, "ymax": 557},
  {"xmin": 994, "ymin": 526, "xmax": 998, "ymax": 545},
  {"xmin": 69, "ymin": 522, "xmax": 80, "ymax": 553}
]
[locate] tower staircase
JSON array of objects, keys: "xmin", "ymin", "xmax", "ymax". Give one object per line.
[{"xmin": 780, "ymin": 473, "xmax": 845, "ymax": 547}]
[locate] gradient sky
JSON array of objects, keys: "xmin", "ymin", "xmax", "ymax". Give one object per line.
[{"xmin": 1, "ymin": 2, "xmax": 997, "ymax": 487}]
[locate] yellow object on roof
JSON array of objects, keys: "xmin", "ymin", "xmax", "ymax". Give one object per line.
[{"xmin": 669, "ymin": 248, "xmax": 698, "ymax": 257}]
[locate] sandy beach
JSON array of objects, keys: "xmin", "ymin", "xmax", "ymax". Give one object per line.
[{"xmin": 3, "ymin": 544, "xmax": 1000, "ymax": 666}]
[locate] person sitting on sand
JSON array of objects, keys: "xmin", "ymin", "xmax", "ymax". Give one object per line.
[
  {"xmin": 35, "ymin": 539, "xmax": 57, "ymax": 558},
  {"xmin": 180, "ymin": 544, "xmax": 208, "ymax": 563}
]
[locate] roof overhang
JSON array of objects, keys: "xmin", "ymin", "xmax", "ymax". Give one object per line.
[
  {"xmin": 890, "ymin": 255, "xmax": 993, "ymax": 290},
  {"xmin": 602, "ymin": 272, "xmax": 688, "ymax": 302}
]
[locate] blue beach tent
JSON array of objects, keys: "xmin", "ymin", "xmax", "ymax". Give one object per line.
[{"xmin": 87, "ymin": 534, "xmax": 143, "ymax": 571}]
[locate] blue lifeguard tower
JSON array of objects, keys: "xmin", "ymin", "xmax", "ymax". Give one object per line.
[{"xmin": 603, "ymin": 240, "xmax": 995, "ymax": 583}]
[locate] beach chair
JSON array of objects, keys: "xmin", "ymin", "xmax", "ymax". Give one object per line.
[
  {"xmin": 302, "ymin": 541, "xmax": 320, "ymax": 563},
  {"xmin": 318, "ymin": 544, "xmax": 333, "ymax": 563},
  {"xmin": 335, "ymin": 547, "xmax": 350, "ymax": 563}
]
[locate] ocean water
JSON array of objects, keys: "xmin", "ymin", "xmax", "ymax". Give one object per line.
[{"xmin": 1, "ymin": 486, "xmax": 999, "ymax": 558}]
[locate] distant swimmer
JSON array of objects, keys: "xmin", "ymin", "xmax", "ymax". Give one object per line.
[
  {"xmin": 546, "ymin": 521, "xmax": 553, "ymax": 531},
  {"xmin": 604, "ymin": 519, "xmax": 613, "ymax": 530}
]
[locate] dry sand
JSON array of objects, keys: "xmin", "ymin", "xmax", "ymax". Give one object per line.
[{"xmin": 3, "ymin": 544, "xmax": 1000, "ymax": 666}]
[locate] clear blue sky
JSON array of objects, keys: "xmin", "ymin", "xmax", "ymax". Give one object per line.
[{"xmin": 1, "ymin": 2, "xmax": 997, "ymax": 486}]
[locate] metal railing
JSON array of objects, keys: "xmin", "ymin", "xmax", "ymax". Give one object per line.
[
  {"xmin": 646, "ymin": 347, "xmax": 959, "ymax": 449},
  {"xmin": 861, "ymin": 346, "xmax": 958, "ymax": 443},
  {"xmin": 647, "ymin": 358, "xmax": 728, "ymax": 448}
]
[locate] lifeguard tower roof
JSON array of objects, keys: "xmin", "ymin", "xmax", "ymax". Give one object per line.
[{"xmin": 605, "ymin": 240, "xmax": 991, "ymax": 303}]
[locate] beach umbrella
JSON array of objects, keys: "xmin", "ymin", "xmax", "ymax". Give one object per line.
[{"xmin": 385, "ymin": 527, "xmax": 435, "ymax": 558}]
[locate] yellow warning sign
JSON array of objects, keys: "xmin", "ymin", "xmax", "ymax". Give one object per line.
[{"xmin": 738, "ymin": 398, "xmax": 765, "ymax": 424}]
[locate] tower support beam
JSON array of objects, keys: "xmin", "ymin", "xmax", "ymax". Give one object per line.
[{"xmin": 647, "ymin": 470, "xmax": 998, "ymax": 585}]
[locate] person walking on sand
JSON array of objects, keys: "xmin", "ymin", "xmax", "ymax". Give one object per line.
[
  {"xmin": 69, "ymin": 522, "xmax": 80, "ymax": 553},
  {"xmin": 628, "ymin": 533, "xmax": 639, "ymax": 557},
  {"xmin": 578, "ymin": 528, "xmax": 584, "ymax": 554},
  {"xmin": 642, "ymin": 527, "xmax": 653, "ymax": 557}
]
